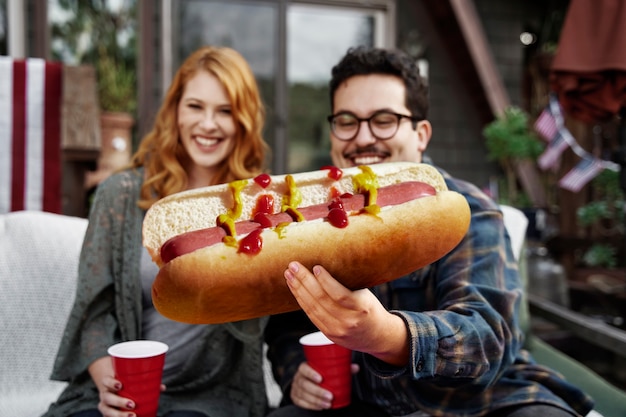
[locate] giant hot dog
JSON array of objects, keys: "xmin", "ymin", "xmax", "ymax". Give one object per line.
[{"xmin": 143, "ymin": 162, "xmax": 470, "ymax": 324}]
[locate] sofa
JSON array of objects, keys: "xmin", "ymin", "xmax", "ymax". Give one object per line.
[
  {"xmin": 0, "ymin": 210, "xmax": 280, "ymax": 416},
  {"xmin": 1, "ymin": 209, "xmax": 623, "ymax": 416},
  {"xmin": 0, "ymin": 211, "xmax": 87, "ymax": 416}
]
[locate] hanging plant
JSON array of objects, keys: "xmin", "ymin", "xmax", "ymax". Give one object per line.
[
  {"xmin": 483, "ymin": 107, "xmax": 545, "ymax": 206},
  {"xmin": 576, "ymin": 169, "xmax": 625, "ymax": 269}
]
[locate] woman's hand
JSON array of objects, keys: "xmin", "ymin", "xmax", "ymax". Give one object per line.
[
  {"xmin": 290, "ymin": 362, "xmax": 360, "ymax": 410},
  {"xmin": 88, "ymin": 356, "xmax": 137, "ymax": 416},
  {"xmin": 290, "ymin": 362, "xmax": 331, "ymax": 410}
]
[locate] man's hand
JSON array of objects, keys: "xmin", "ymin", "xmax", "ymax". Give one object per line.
[{"xmin": 284, "ymin": 261, "xmax": 410, "ymax": 367}]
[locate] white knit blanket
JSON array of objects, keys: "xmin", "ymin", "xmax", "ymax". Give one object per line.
[{"xmin": 0, "ymin": 210, "xmax": 87, "ymax": 417}]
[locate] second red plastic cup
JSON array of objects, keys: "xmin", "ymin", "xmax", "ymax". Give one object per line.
[
  {"xmin": 299, "ymin": 331, "xmax": 352, "ymax": 409},
  {"xmin": 107, "ymin": 340, "xmax": 169, "ymax": 417}
]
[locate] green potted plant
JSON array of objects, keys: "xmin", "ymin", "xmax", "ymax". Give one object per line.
[
  {"xmin": 96, "ymin": 47, "xmax": 137, "ymax": 115},
  {"xmin": 51, "ymin": 1, "xmax": 137, "ymax": 115},
  {"xmin": 51, "ymin": 1, "xmax": 137, "ymax": 190},
  {"xmin": 483, "ymin": 106, "xmax": 545, "ymax": 207},
  {"xmin": 576, "ymin": 169, "xmax": 625, "ymax": 269},
  {"xmin": 85, "ymin": 43, "xmax": 137, "ymax": 189}
]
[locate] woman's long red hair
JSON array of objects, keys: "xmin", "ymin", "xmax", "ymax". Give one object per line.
[{"xmin": 130, "ymin": 46, "xmax": 268, "ymax": 210}]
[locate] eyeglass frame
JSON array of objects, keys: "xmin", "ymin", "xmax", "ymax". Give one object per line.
[{"xmin": 326, "ymin": 110, "xmax": 423, "ymax": 141}]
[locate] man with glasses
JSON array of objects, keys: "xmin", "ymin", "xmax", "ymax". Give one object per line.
[{"xmin": 265, "ymin": 46, "xmax": 593, "ymax": 417}]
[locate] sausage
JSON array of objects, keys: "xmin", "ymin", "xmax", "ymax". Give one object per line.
[{"xmin": 160, "ymin": 181, "xmax": 436, "ymax": 263}]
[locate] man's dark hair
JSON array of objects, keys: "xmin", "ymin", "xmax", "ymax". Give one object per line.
[{"xmin": 329, "ymin": 46, "xmax": 429, "ymax": 120}]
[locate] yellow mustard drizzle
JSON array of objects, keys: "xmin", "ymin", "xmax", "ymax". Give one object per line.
[
  {"xmin": 217, "ymin": 179, "xmax": 248, "ymax": 245},
  {"xmin": 285, "ymin": 206, "xmax": 305, "ymax": 222},
  {"xmin": 362, "ymin": 203, "xmax": 381, "ymax": 215},
  {"xmin": 227, "ymin": 179, "xmax": 248, "ymax": 219},
  {"xmin": 217, "ymin": 214, "xmax": 236, "ymax": 236},
  {"xmin": 353, "ymin": 165, "xmax": 380, "ymax": 214},
  {"xmin": 280, "ymin": 174, "xmax": 305, "ymax": 222},
  {"xmin": 275, "ymin": 222, "xmax": 290, "ymax": 238},
  {"xmin": 222, "ymin": 235, "xmax": 238, "ymax": 248},
  {"xmin": 281, "ymin": 175, "xmax": 302, "ymax": 209}
]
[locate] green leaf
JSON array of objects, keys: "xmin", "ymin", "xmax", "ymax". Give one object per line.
[
  {"xmin": 582, "ymin": 244, "xmax": 618, "ymax": 268},
  {"xmin": 483, "ymin": 107, "xmax": 544, "ymax": 162}
]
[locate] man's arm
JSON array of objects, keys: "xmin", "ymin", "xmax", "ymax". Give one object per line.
[{"xmin": 283, "ymin": 262, "xmax": 411, "ymax": 367}]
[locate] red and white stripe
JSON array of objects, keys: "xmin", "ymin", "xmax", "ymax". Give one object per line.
[
  {"xmin": 0, "ymin": 57, "xmax": 63, "ymax": 214},
  {"xmin": 534, "ymin": 106, "xmax": 558, "ymax": 142},
  {"xmin": 537, "ymin": 133, "xmax": 569, "ymax": 170},
  {"xmin": 559, "ymin": 157, "xmax": 606, "ymax": 193}
]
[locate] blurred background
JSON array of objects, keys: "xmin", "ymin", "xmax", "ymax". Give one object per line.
[{"xmin": 2, "ymin": 0, "xmax": 625, "ymax": 394}]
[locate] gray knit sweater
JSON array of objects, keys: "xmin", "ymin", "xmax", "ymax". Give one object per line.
[{"xmin": 43, "ymin": 168, "xmax": 268, "ymax": 417}]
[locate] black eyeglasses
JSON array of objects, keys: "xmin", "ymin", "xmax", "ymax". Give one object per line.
[{"xmin": 327, "ymin": 111, "xmax": 421, "ymax": 141}]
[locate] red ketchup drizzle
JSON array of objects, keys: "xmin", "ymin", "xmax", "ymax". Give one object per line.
[
  {"xmin": 253, "ymin": 173, "xmax": 272, "ymax": 188},
  {"xmin": 327, "ymin": 197, "xmax": 348, "ymax": 228},
  {"xmin": 238, "ymin": 228, "xmax": 263, "ymax": 254},
  {"xmin": 329, "ymin": 186, "xmax": 342, "ymax": 200},
  {"xmin": 327, "ymin": 208, "xmax": 349, "ymax": 228},
  {"xmin": 328, "ymin": 197, "xmax": 344, "ymax": 211},
  {"xmin": 253, "ymin": 212, "xmax": 273, "ymax": 228},
  {"xmin": 252, "ymin": 194, "xmax": 274, "ymax": 218},
  {"xmin": 321, "ymin": 165, "xmax": 343, "ymax": 181}
]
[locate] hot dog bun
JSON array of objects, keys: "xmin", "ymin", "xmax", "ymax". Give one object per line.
[{"xmin": 143, "ymin": 162, "xmax": 470, "ymax": 324}]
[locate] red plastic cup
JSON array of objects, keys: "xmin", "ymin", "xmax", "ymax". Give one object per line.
[
  {"xmin": 299, "ymin": 331, "xmax": 352, "ymax": 409},
  {"xmin": 107, "ymin": 340, "xmax": 169, "ymax": 417}
]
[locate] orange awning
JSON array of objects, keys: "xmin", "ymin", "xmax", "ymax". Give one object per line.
[{"xmin": 550, "ymin": 0, "xmax": 626, "ymax": 123}]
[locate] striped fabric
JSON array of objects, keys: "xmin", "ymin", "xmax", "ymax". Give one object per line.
[
  {"xmin": 0, "ymin": 57, "xmax": 63, "ymax": 214},
  {"xmin": 558, "ymin": 157, "xmax": 606, "ymax": 193},
  {"xmin": 534, "ymin": 106, "xmax": 558, "ymax": 142}
]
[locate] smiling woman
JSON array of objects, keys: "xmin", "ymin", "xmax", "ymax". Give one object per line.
[
  {"xmin": 41, "ymin": 46, "xmax": 271, "ymax": 417},
  {"xmin": 176, "ymin": 70, "xmax": 237, "ymax": 188},
  {"xmin": 131, "ymin": 45, "xmax": 267, "ymax": 209}
]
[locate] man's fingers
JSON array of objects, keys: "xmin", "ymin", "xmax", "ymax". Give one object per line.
[
  {"xmin": 284, "ymin": 262, "xmax": 327, "ymax": 314},
  {"xmin": 285, "ymin": 262, "xmax": 353, "ymax": 307}
]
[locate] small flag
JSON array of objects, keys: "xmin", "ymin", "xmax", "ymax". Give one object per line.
[
  {"xmin": 558, "ymin": 157, "xmax": 606, "ymax": 192},
  {"xmin": 534, "ymin": 106, "xmax": 558, "ymax": 142},
  {"xmin": 537, "ymin": 132, "xmax": 569, "ymax": 170}
]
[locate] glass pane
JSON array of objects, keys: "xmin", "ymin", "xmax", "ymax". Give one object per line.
[
  {"xmin": 287, "ymin": 5, "xmax": 376, "ymax": 173},
  {"xmin": 48, "ymin": 0, "xmax": 137, "ymax": 66},
  {"xmin": 176, "ymin": 0, "xmax": 278, "ymax": 166},
  {"xmin": 0, "ymin": 0, "xmax": 6, "ymax": 55}
]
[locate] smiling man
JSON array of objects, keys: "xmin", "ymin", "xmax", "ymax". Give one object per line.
[
  {"xmin": 264, "ymin": 46, "xmax": 594, "ymax": 417},
  {"xmin": 328, "ymin": 64, "xmax": 430, "ymax": 167}
]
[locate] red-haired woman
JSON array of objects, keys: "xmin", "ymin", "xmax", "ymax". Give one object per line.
[{"xmin": 44, "ymin": 46, "xmax": 269, "ymax": 417}]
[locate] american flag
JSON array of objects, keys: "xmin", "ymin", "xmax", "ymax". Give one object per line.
[
  {"xmin": 559, "ymin": 157, "xmax": 606, "ymax": 192},
  {"xmin": 537, "ymin": 132, "xmax": 569, "ymax": 170},
  {"xmin": 534, "ymin": 105, "xmax": 558, "ymax": 142},
  {"xmin": 533, "ymin": 94, "xmax": 616, "ymax": 191},
  {"xmin": 0, "ymin": 57, "xmax": 63, "ymax": 214}
]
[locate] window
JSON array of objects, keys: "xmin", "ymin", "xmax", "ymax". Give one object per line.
[
  {"xmin": 165, "ymin": 0, "xmax": 394, "ymax": 174},
  {"xmin": 287, "ymin": 4, "xmax": 385, "ymax": 172},
  {"xmin": 0, "ymin": 0, "xmax": 6, "ymax": 55}
]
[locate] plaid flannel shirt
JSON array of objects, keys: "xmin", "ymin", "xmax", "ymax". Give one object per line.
[{"xmin": 265, "ymin": 162, "xmax": 594, "ymax": 417}]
